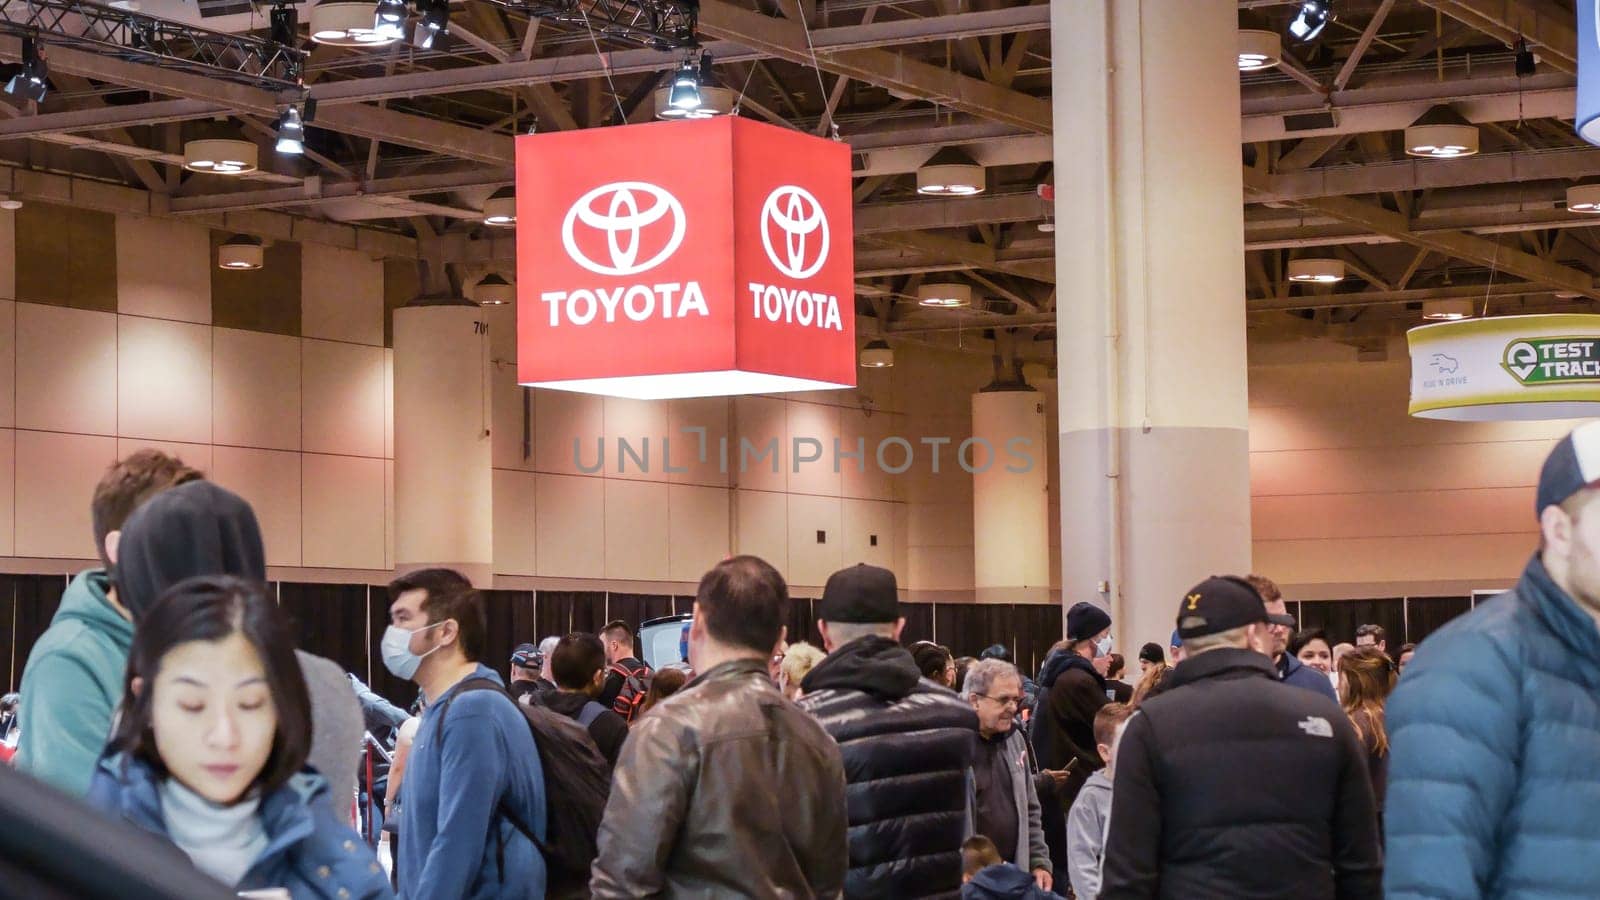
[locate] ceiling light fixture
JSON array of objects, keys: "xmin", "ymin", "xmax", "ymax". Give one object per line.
[
  {"xmin": 860, "ymin": 339, "xmax": 894, "ymax": 368},
  {"xmin": 1405, "ymin": 105, "xmax": 1480, "ymax": 159},
  {"xmin": 1237, "ymin": 29, "xmax": 1282, "ymax": 71},
  {"xmin": 309, "ymin": 1, "xmax": 395, "ymax": 46},
  {"xmin": 476, "ymin": 273, "xmax": 513, "ymax": 306},
  {"xmin": 269, "ymin": 3, "xmax": 298, "ymax": 47},
  {"xmin": 183, "ymin": 122, "xmax": 259, "ymax": 175},
  {"xmin": 655, "ymin": 52, "xmax": 733, "ymax": 119},
  {"xmin": 918, "ymin": 282, "xmax": 973, "ymax": 308},
  {"xmin": 0, "ymin": 195, "xmax": 22, "ymax": 211},
  {"xmin": 274, "ymin": 104, "xmax": 306, "ymax": 155},
  {"xmin": 1514, "ymin": 37, "xmax": 1536, "ymax": 77},
  {"xmin": 1568, "ymin": 184, "xmax": 1600, "ymax": 214},
  {"xmin": 916, "ymin": 147, "xmax": 985, "ymax": 197},
  {"xmin": 412, "ymin": 0, "xmax": 447, "ymax": 49},
  {"xmin": 482, "ymin": 186, "xmax": 515, "ymax": 227},
  {"xmin": 667, "ymin": 55, "xmax": 702, "ymax": 112},
  {"xmin": 373, "ymin": 0, "xmax": 407, "ymax": 41},
  {"xmin": 1422, "ymin": 299, "xmax": 1474, "ymax": 321},
  {"xmin": 1287, "ymin": 258, "xmax": 1346, "ymax": 283},
  {"xmin": 217, "ymin": 234, "xmax": 264, "ymax": 270},
  {"xmin": 1287, "ymin": 1, "xmax": 1332, "ymax": 43},
  {"xmin": 5, "ymin": 36, "xmax": 48, "ymax": 103}
]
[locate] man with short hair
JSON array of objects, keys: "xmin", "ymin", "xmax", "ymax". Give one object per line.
[
  {"xmin": 1395, "ymin": 642, "xmax": 1416, "ymax": 675},
  {"xmin": 14, "ymin": 451, "xmax": 200, "ymax": 795},
  {"xmin": 962, "ymin": 658, "xmax": 1053, "ymax": 891},
  {"xmin": 1100, "ymin": 576, "xmax": 1381, "ymax": 899},
  {"xmin": 598, "ymin": 619, "xmax": 652, "ymax": 722},
  {"xmin": 1354, "ymin": 623, "xmax": 1387, "ymax": 654},
  {"xmin": 385, "ymin": 569, "xmax": 549, "ymax": 900},
  {"xmin": 1066, "ymin": 702, "xmax": 1134, "ymax": 900},
  {"xmin": 1387, "ymin": 423, "xmax": 1600, "ymax": 898},
  {"xmin": 540, "ymin": 633, "xmax": 628, "ymax": 768},
  {"xmin": 591, "ymin": 556, "xmax": 847, "ymax": 897},
  {"xmin": 1247, "ymin": 573, "xmax": 1338, "ymax": 702},
  {"xmin": 797, "ymin": 563, "xmax": 979, "ymax": 898},
  {"xmin": 537, "ymin": 635, "xmax": 560, "ymax": 687}
]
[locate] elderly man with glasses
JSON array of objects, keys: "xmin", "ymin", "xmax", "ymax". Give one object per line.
[{"xmin": 962, "ymin": 657, "xmax": 1054, "ymax": 892}]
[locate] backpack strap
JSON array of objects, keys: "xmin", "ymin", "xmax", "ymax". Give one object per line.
[
  {"xmin": 431, "ymin": 679, "xmax": 544, "ymax": 854},
  {"xmin": 576, "ymin": 701, "xmax": 608, "ymax": 728}
]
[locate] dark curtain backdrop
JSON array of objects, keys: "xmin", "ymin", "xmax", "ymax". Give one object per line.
[
  {"xmin": 482, "ymin": 589, "xmax": 536, "ymax": 682},
  {"xmin": 605, "ymin": 593, "xmax": 675, "ymax": 638},
  {"xmin": 900, "ymin": 603, "xmax": 935, "ymax": 647},
  {"xmin": 4, "ymin": 575, "xmax": 71, "ymax": 693},
  {"xmin": 1298, "ymin": 598, "xmax": 1406, "ymax": 648},
  {"xmin": 786, "ymin": 597, "xmax": 822, "ymax": 648},
  {"xmin": 278, "ymin": 581, "xmax": 362, "ymax": 675},
  {"xmin": 1403, "ymin": 596, "xmax": 1472, "ymax": 645},
  {"xmin": 1013, "ymin": 603, "xmax": 1064, "ymax": 678}
]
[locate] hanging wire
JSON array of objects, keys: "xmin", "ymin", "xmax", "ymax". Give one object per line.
[
  {"xmin": 577, "ymin": 6, "xmax": 628, "ymax": 124},
  {"xmin": 795, "ymin": 8, "xmax": 835, "ymax": 137}
]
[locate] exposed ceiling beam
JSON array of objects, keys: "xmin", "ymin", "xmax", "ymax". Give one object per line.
[
  {"xmin": 865, "ymin": 231, "xmax": 1054, "ymax": 282},
  {"xmin": 1332, "ymin": 0, "xmax": 1398, "ymax": 92},
  {"xmin": 1256, "ymin": 146, "xmax": 1600, "ymax": 203},
  {"xmin": 855, "ymin": 191, "xmax": 1041, "ymax": 234},
  {"xmin": 1247, "ymin": 281, "xmax": 1557, "ymax": 311},
  {"xmin": 1415, "ymin": 0, "xmax": 1578, "ymax": 74},
  {"xmin": 167, "ymin": 167, "xmax": 515, "ymax": 214}
]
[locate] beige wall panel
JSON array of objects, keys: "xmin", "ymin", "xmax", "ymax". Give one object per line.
[
  {"xmin": 491, "ymin": 364, "xmax": 534, "ymax": 472},
  {"xmin": 384, "ymin": 348, "xmax": 394, "ymax": 459},
  {"xmin": 385, "ymin": 459, "xmax": 394, "ymax": 570},
  {"xmin": 1251, "ymin": 440, "xmax": 1552, "ymax": 498},
  {"xmin": 301, "ymin": 339, "xmax": 385, "ymax": 458},
  {"xmin": 16, "ymin": 205, "xmax": 117, "ymax": 312},
  {"xmin": 0, "ymin": 209, "xmax": 14, "ymax": 301},
  {"xmin": 1253, "ymin": 488, "xmax": 1536, "ymax": 542},
  {"xmin": 16, "ymin": 303, "xmax": 117, "ymax": 435},
  {"xmin": 604, "ymin": 479, "xmax": 670, "ymax": 581},
  {"xmin": 0, "ymin": 429, "xmax": 13, "ymax": 555},
  {"xmin": 734, "ymin": 489, "xmax": 788, "ymax": 573},
  {"xmin": 534, "ymin": 473, "xmax": 605, "ymax": 578},
  {"xmin": 534, "ymin": 390, "xmax": 603, "ymax": 476},
  {"xmin": 301, "ymin": 453, "xmax": 385, "ymax": 569},
  {"xmin": 603, "ymin": 397, "xmax": 669, "ymax": 481},
  {"xmin": 732, "ymin": 395, "xmax": 786, "ymax": 493},
  {"xmin": 0, "ymin": 301, "xmax": 14, "ymax": 428},
  {"xmin": 667, "ymin": 397, "xmax": 730, "ymax": 487},
  {"xmin": 15, "ymin": 430, "xmax": 114, "ymax": 558},
  {"xmin": 1248, "ymin": 362, "xmax": 1410, "ymax": 409},
  {"xmin": 893, "ymin": 501, "xmax": 910, "ymax": 584},
  {"xmin": 115, "ymin": 439, "xmax": 213, "ymax": 478},
  {"xmin": 115, "ymin": 216, "xmax": 210, "ymax": 324},
  {"xmin": 907, "ymin": 543, "xmax": 976, "ymax": 593},
  {"xmin": 493, "ymin": 468, "xmax": 537, "ymax": 576},
  {"xmin": 212, "ymin": 328, "xmax": 300, "ymax": 451},
  {"xmin": 839, "ymin": 406, "xmax": 896, "ymax": 502},
  {"xmin": 1254, "ymin": 533, "xmax": 1532, "ymax": 586},
  {"xmin": 1248, "ymin": 401, "xmax": 1577, "ymax": 454},
  {"xmin": 668, "ymin": 484, "xmax": 730, "ymax": 583},
  {"xmin": 301, "ymin": 243, "xmax": 383, "ymax": 347},
  {"xmin": 786, "ymin": 493, "xmax": 843, "ymax": 589},
  {"xmin": 484, "ymin": 302, "xmax": 515, "ymax": 365},
  {"xmin": 117, "ymin": 316, "xmax": 212, "ymax": 444},
  {"xmin": 841, "ymin": 498, "xmax": 895, "ymax": 571},
  {"xmin": 211, "ymin": 446, "xmax": 301, "ymax": 567},
  {"xmin": 906, "ymin": 494, "xmax": 973, "ymax": 549},
  {"xmin": 787, "ymin": 401, "xmax": 842, "ymax": 498}
]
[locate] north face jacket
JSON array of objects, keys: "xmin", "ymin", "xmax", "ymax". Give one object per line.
[
  {"xmin": 1386, "ymin": 555, "xmax": 1600, "ymax": 899},
  {"xmin": 1099, "ymin": 647, "xmax": 1382, "ymax": 900}
]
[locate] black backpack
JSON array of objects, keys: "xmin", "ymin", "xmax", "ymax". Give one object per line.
[
  {"xmin": 607, "ymin": 661, "xmax": 653, "ymax": 724},
  {"xmin": 436, "ymin": 679, "xmax": 610, "ymax": 890}
]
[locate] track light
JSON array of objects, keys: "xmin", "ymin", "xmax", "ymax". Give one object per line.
[
  {"xmin": 1514, "ymin": 37, "xmax": 1536, "ymax": 77},
  {"xmin": 654, "ymin": 52, "xmax": 734, "ymax": 119},
  {"xmin": 667, "ymin": 56, "xmax": 702, "ymax": 112},
  {"xmin": 274, "ymin": 105, "xmax": 305, "ymax": 155},
  {"xmin": 269, "ymin": 3, "xmax": 298, "ymax": 47},
  {"xmin": 373, "ymin": 0, "xmax": 407, "ymax": 43},
  {"xmin": 413, "ymin": 0, "xmax": 447, "ymax": 49},
  {"xmin": 5, "ymin": 37, "xmax": 48, "ymax": 104},
  {"xmin": 1287, "ymin": 1, "xmax": 1332, "ymax": 43}
]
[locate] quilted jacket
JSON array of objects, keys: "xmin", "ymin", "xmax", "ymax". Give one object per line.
[{"xmin": 1386, "ymin": 554, "xmax": 1600, "ymax": 899}]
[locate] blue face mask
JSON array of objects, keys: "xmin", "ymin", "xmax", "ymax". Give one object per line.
[
  {"xmin": 381, "ymin": 621, "xmax": 444, "ymax": 680},
  {"xmin": 1095, "ymin": 635, "xmax": 1113, "ymax": 658}
]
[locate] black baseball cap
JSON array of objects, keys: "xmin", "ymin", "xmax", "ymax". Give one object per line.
[
  {"xmin": 1176, "ymin": 575, "xmax": 1270, "ymax": 639},
  {"xmin": 817, "ymin": 563, "xmax": 900, "ymax": 624},
  {"xmin": 1537, "ymin": 422, "xmax": 1600, "ymax": 515},
  {"xmin": 510, "ymin": 643, "xmax": 540, "ymax": 668}
]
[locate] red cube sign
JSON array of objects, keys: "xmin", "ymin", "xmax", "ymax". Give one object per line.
[{"xmin": 515, "ymin": 117, "xmax": 857, "ymax": 399}]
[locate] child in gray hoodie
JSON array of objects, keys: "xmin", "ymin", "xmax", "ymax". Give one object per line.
[{"xmin": 1066, "ymin": 703, "xmax": 1134, "ymax": 899}]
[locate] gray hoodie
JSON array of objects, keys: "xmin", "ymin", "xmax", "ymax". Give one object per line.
[{"xmin": 1066, "ymin": 768, "xmax": 1114, "ymax": 899}]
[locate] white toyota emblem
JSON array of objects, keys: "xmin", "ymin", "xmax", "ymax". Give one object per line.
[
  {"xmin": 561, "ymin": 181, "xmax": 686, "ymax": 277},
  {"xmin": 760, "ymin": 185, "xmax": 829, "ymax": 280}
]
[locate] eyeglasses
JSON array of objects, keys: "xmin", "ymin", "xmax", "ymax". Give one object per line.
[{"xmin": 978, "ymin": 694, "xmax": 1022, "ymax": 709}]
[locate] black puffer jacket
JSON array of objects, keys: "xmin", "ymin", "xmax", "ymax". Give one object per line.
[
  {"xmin": 1099, "ymin": 648, "xmax": 1382, "ymax": 900},
  {"xmin": 798, "ymin": 636, "xmax": 979, "ymax": 899},
  {"xmin": 1029, "ymin": 651, "xmax": 1107, "ymax": 805}
]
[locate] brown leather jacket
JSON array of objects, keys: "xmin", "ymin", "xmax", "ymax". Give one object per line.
[{"xmin": 590, "ymin": 657, "xmax": 849, "ymax": 899}]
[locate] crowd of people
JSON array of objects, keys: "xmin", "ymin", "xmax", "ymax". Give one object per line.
[{"xmin": 6, "ymin": 422, "xmax": 1600, "ymax": 898}]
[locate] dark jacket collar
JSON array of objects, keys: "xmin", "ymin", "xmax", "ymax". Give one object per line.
[
  {"xmin": 801, "ymin": 635, "xmax": 921, "ymax": 700},
  {"xmin": 1276, "ymin": 650, "xmax": 1303, "ymax": 680},
  {"xmin": 1523, "ymin": 553, "xmax": 1600, "ymax": 662},
  {"xmin": 1169, "ymin": 647, "xmax": 1277, "ymax": 689}
]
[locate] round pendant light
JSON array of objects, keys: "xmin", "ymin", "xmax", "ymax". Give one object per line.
[
  {"xmin": 482, "ymin": 187, "xmax": 515, "ymax": 227},
  {"xmin": 859, "ymin": 339, "xmax": 894, "ymax": 368},
  {"xmin": 917, "ymin": 147, "xmax": 985, "ymax": 197},
  {"xmin": 1568, "ymin": 184, "xmax": 1600, "ymax": 214},
  {"xmin": 1422, "ymin": 298, "xmax": 1473, "ymax": 321},
  {"xmin": 918, "ymin": 282, "xmax": 973, "ymax": 308},
  {"xmin": 217, "ymin": 234, "xmax": 264, "ymax": 270},
  {"xmin": 1287, "ymin": 258, "xmax": 1345, "ymax": 283},
  {"xmin": 309, "ymin": 1, "xmax": 397, "ymax": 46},
  {"xmin": 1405, "ymin": 106, "xmax": 1479, "ymax": 159},
  {"xmin": 0, "ymin": 194, "xmax": 21, "ymax": 210},
  {"xmin": 1237, "ymin": 29, "xmax": 1282, "ymax": 71},
  {"xmin": 476, "ymin": 273, "xmax": 514, "ymax": 306},
  {"xmin": 184, "ymin": 135, "xmax": 259, "ymax": 175}
]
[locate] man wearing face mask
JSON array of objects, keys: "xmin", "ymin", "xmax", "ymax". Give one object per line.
[
  {"xmin": 1030, "ymin": 602, "xmax": 1113, "ymax": 813},
  {"xmin": 1099, "ymin": 576, "xmax": 1381, "ymax": 899},
  {"xmin": 382, "ymin": 568, "xmax": 548, "ymax": 900}
]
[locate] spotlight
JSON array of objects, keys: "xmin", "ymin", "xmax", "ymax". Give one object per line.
[
  {"xmin": 5, "ymin": 37, "xmax": 48, "ymax": 104},
  {"xmin": 1287, "ymin": 1, "xmax": 1332, "ymax": 43},
  {"xmin": 1514, "ymin": 37, "xmax": 1536, "ymax": 77},
  {"xmin": 667, "ymin": 56, "xmax": 701, "ymax": 112},
  {"xmin": 412, "ymin": 0, "xmax": 447, "ymax": 48},
  {"xmin": 269, "ymin": 4, "xmax": 298, "ymax": 47},
  {"xmin": 373, "ymin": 0, "xmax": 408, "ymax": 43},
  {"xmin": 274, "ymin": 105, "xmax": 306, "ymax": 155}
]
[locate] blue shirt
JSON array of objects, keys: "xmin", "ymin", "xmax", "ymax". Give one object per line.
[{"xmin": 397, "ymin": 665, "xmax": 547, "ymax": 900}]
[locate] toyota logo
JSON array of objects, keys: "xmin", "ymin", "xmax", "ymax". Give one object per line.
[
  {"xmin": 561, "ymin": 181, "xmax": 687, "ymax": 277},
  {"xmin": 760, "ymin": 185, "xmax": 830, "ymax": 280}
]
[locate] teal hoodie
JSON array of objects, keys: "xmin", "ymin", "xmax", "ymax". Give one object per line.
[{"xmin": 15, "ymin": 569, "xmax": 132, "ymax": 796}]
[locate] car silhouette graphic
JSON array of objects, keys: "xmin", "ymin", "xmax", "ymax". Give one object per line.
[{"xmin": 1429, "ymin": 353, "xmax": 1460, "ymax": 375}]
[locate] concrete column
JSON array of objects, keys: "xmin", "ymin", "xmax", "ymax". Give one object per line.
[
  {"xmin": 972, "ymin": 385, "xmax": 1049, "ymax": 603},
  {"xmin": 393, "ymin": 302, "xmax": 494, "ymax": 585},
  {"xmin": 1052, "ymin": 0, "xmax": 1253, "ymax": 652}
]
